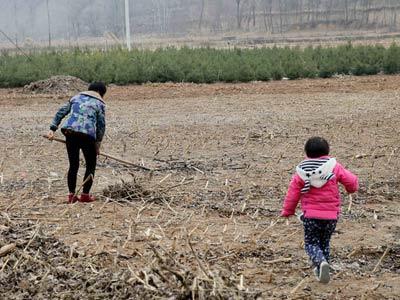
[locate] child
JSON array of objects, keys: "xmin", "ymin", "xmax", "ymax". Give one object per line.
[
  {"xmin": 47, "ymin": 82, "xmax": 107, "ymax": 204},
  {"xmin": 281, "ymin": 137, "xmax": 358, "ymax": 283}
]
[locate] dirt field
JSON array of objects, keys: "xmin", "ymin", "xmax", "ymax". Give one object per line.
[{"xmin": 0, "ymin": 75, "xmax": 399, "ymax": 299}]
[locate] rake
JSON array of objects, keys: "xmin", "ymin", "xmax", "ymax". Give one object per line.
[{"xmin": 42, "ymin": 135, "xmax": 152, "ymax": 171}]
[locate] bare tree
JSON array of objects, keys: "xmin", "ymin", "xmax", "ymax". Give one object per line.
[
  {"xmin": 262, "ymin": 0, "xmax": 273, "ymax": 33},
  {"xmin": 251, "ymin": 0, "xmax": 256, "ymax": 27},
  {"xmin": 235, "ymin": 0, "xmax": 242, "ymax": 29},
  {"xmin": 325, "ymin": 0, "xmax": 333, "ymax": 26},
  {"xmin": 212, "ymin": 0, "xmax": 224, "ymax": 32},
  {"xmin": 344, "ymin": 0, "xmax": 349, "ymax": 24},
  {"xmin": 46, "ymin": 0, "xmax": 51, "ymax": 46},
  {"xmin": 109, "ymin": 0, "xmax": 124, "ymax": 37},
  {"xmin": 278, "ymin": 0, "xmax": 283, "ymax": 33},
  {"xmin": 13, "ymin": 0, "xmax": 18, "ymax": 45},
  {"xmin": 198, "ymin": 0, "xmax": 205, "ymax": 30},
  {"xmin": 296, "ymin": 0, "xmax": 304, "ymax": 26},
  {"xmin": 360, "ymin": 0, "xmax": 372, "ymax": 26}
]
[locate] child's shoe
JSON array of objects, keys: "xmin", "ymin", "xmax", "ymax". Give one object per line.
[
  {"xmin": 79, "ymin": 193, "xmax": 95, "ymax": 203},
  {"xmin": 68, "ymin": 193, "xmax": 79, "ymax": 204},
  {"xmin": 318, "ymin": 261, "xmax": 330, "ymax": 284}
]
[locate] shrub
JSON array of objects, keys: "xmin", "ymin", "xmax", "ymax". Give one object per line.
[
  {"xmin": 0, "ymin": 43, "xmax": 397, "ymax": 88},
  {"xmin": 383, "ymin": 43, "xmax": 400, "ymax": 74}
]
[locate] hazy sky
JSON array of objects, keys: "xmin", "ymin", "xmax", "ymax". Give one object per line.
[
  {"xmin": 0, "ymin": 1, "xmax": 397, "ymax": 47},
  {"xmin": 0, "ymin": 1, "xmax": 125, "ymax": 43},
  {"xmin": 0, "ymin": 0, "xmax": 212, "ymax": 45}
]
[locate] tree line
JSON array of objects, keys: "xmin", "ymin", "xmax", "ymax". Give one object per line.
[{"xmin": 1, "ymin": 42, "xmax": 400, "ymax": 87}]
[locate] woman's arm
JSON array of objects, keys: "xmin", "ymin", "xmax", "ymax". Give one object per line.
[
  {"xmin": 50, "ymin": 101, "xmax": 72, "ymax": 131},
  {"xmin": 95, "ymin": 104, "xmax": 106, "ymax": 154}
]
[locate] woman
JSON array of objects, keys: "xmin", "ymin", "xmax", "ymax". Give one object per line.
[{"xmin": 47, "ymin": 82, "xmax": 106, "ymax": 203}]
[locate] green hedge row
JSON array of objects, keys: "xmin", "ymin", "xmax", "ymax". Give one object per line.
[{"xmin": 1, "ymin": 42, "xmax": 400, "ymax": 87}]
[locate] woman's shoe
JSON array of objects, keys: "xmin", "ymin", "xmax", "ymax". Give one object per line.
[
  {"xmin": 79, "ymin": 193, "xmax": 95, "ymax": 203},
  {"xmin": 68, "ymin": 193, "xmax": 79, "ymax": 204}
]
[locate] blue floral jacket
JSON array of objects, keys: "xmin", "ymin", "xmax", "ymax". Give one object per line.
[{"xmin": 50, "ymin": 91, "xmax": 106, "ymax": 142}]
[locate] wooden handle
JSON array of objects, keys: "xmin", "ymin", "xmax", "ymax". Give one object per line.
[
  {"xmin": 42, "ymin": 135, "xmax": 152, "ymax": 171},
  {"xmin": 43, "ymin": 135, "xmax": 66, "ymax": 144}
]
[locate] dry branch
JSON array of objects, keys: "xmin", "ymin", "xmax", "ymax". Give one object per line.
[
  {"xmin": 0, "ymin": 243, "xmax": 16, "ymax": 257},
  {"xmin": 372, "ymin": 246, "xmax": 390, "ymax": 273},
  {"xmin": 264, "ymin": 257, "xmax": 292, "ymax": 264},
  {"xmin": 290, "ymin": 277, "xmax": 309, "ymax": 295},
  {"xmin": 347, "ymin": 194, "xmax": 353, "ymax": 213},
  {"xmin": 187, "ymin": 236, "xmax": 212, "ymax": 280}
]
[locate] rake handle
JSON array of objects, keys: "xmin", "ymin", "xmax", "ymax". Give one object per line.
[{"xmin": 42, "ymin": 135, "xmax": 152, "ymax": 171}]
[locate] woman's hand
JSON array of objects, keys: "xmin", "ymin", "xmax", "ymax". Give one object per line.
[
  {"xmin": 95, "ymin": 142, "xmax": 101, "ymax": 156},
  {"xmin": 46, "ymin": 130, "xmax": 54, "ymax": 140}
]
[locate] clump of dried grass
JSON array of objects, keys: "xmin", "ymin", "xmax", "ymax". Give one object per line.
[{"xmin": 102, "ymin": 180, "xmax": 166, "ymax": 204}]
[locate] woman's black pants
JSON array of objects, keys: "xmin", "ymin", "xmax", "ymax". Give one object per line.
[{"xmin": 65, "ymin": 132, "xmax": 97, "ymax": 194}]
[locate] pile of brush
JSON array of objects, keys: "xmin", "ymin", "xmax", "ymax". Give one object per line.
[
  {"xmin": 102, "ymin": 180, "xmax": 166, "ymax": 204},
  {"xmin": 0, "ymin": 215, "xmax": 261, "ymax": 299},
  {"xmin": 0, "ymin": 216, "xmax": 143, "ymax": 299},
  {"xmin": 23, "ymin": 75, "xmax": 87, "ymax": 95},
  {"xmin": 130, "ymin": 244, "xmax": 261, "ymax": 299}
]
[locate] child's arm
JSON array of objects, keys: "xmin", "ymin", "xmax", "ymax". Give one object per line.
[
  {"xmin": 281, "ymin": 175, "xmax": 304, "ymax": 217},
  {"xmin": 335, "ymin": 162, "xmax": 359, "ymax": 193},
  {"xmin": 50, "ymin": 101, "xmax": 72, "ymax": 132}
]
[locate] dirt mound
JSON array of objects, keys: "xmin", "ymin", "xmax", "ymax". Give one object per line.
[{"xmin": 23, "ymin": 75, "xmax": 87, "ymax": 95}]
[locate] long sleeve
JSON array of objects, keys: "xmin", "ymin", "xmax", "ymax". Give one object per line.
[
  {"xmin": 50, "ymin": 101, "xmax": 71, "ymax": 131},
  {"xmin": 335, "ymin": 162, "xmax": 359, "ymax": 193},
  {"xmin": 96, "ymin": 104, "xmax": 106, "ymax": 142},
  {"xmin": 281, "ymin": 174, "xmax": 304, "ymax": 217}
]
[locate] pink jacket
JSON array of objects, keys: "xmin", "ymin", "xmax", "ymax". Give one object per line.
[{"xmin": 281, "ymin": 157, "xmax": 358, "ymax": 220}]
